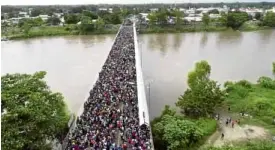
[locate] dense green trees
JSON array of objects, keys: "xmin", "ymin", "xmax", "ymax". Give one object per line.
[
  {"xmin": 1, "ymin": 71, "xmax": 70, "ymax": 150},
  {"xmin": 30, "ymin": 9, "xmax": 42, "ymax": 17},
  {"xmin": 173, "ymin": 9, "xmax": 184, "ymax": 25},
  {"xmin": 255, "ymin": 12, "xmax": 262, "ymax": 20},
  {"xmin": 47, "ymin": 16, "xmax": 61, "ymax": 26},
  {"xmin": 263, "ymin": 12, "xmax": 275, "ymax": 27},
  {"xmin": 202, "ymin": 13, "xmax": 210, "ymax": 26},
  {"xmin": 151, "ymin": 106, "xmax": 207, "ymax": 150},
  {"xmin": 227, "ymin": 12, "xmax": 249, "ymax": 29},
  {"xmin": 176, "ymin": 60, "xmax": 225, "ymax": 118},
  {"xmin": 82, "ymin": 10, "xmax": 98, "ymax": 19},
  {"xmin": 64, "ymin": 14, "xmax": 79, "ymax": 24}
]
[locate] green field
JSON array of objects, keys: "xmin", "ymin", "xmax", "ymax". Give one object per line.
[{"xmin": 224, "ymin": 79, "xmax": 275, "ymax": 134}]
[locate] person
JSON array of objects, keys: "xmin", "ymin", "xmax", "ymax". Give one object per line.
[
  {"xmin": 66, "ymin": 25, "xmax": 151, "ymax": 150},
  {"xmin": 232, "ymin": 120, "xmax": 235, "ymax": 128},
  {"xmin": 226, "ymin": 119, "xmax": 229, "ymax": 126},
  {"xmin": 221, "ymin": 133, "xmax": 224, "ymax": 140}
]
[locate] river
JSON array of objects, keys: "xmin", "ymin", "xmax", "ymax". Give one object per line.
[{"xmin": 2, "ymin": 30, "xmax": 275, "ymax": 118}]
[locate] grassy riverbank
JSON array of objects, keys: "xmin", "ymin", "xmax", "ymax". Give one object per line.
[
  {"xmin": 3, "ymin": 24, "xmax": 274, "ymax": 40},
  {"xmin": 224, "ymin": 78, "xmax": 275, "ymax": 134},
  {"xmin": 3, "ymin": 25, "xmax": 119, "ymax": 40},
  {"xmin": 139, "ymin": 25, "xmax": 228, "ymax": 33},
  {"xmin": 139, "ymin": 24, "xmax": 274, "ymax": 34}
]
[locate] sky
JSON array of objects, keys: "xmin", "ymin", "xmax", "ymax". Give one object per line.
[{"xmin": 1, "ymin": 0, "xmax": 275, "ymax": 5}]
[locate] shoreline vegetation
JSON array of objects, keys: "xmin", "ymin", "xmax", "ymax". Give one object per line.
[
  {"xmin": 2, "ymin": 9, "xmax": 275, "ymax": 40},
  {"xmin": 3, "ymin": 25, "xmax": 120, "ymax": 40},
  {"xmin": 151, "ymin": 61, "xmax": 275, "ymax": 150},
  {"xmin": 2, "ymin": 24, "xmax": 275, "ymax": 40}
]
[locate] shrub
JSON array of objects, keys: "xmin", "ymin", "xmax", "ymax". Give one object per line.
[
  {"xmin": 257, "ymin": 76, "xmax": 275, "ymax": 89},
  {"xmin": 236, "ymin": 80, "xmax": 252, "ymax": 88}
]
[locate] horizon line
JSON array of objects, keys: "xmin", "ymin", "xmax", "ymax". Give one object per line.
[{"xmin": 2, "ymin": 1, "xmax": 275, "ymax": 6}]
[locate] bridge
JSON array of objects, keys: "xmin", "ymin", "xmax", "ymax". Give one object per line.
[{"xmin": 63, "ymin": 21, "xmax": 154, "ymax": 150}]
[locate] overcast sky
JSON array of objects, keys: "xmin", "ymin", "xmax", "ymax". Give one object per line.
[{"xmin": 1, "ymin": 0, "xmax": 275, "ymax": 5}]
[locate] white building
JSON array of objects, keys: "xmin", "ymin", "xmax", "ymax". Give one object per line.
[
  {"xmin": 266, "ymin": 7, "xmax": 275, "ymax": 13},
  {"xmin": 39, "ymin": 15, "xmax": 49, "ymax": 21},
  {"xmin": 108, "ymin": 8, "xmax": 113, "ymax": 13},
  {"xmin": 9, "ymin": 18, "xmax": 21, "ymax": 24},
  {"xmin": 185, "ymin": 8, "xmax": 196, "ymax": 14},
  {"xmin": 209, "ymin": 14, "xmax": 221, "ymax": 19},
  {"xmin": 53, "ymin": 13, "xmax": 63, "ymax": 18},
  {"xmin": 183, "ymin": 16, "xmax": 202, "ymax": 22},
  {"xmin": 150, "ymin": 8, "xmax": 159, "ymax": 12},
  {"xmin": 18, "ymin": 11, "xmax": 28, "ymax": 17},
  {"xmin": 99, "ymin": 8, "xmax": 108, "ymax": 11}
]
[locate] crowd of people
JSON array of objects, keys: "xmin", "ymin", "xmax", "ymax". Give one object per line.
[{"xmin": 67, "ymin": 25, "xmax": 152, "ymax": 150}]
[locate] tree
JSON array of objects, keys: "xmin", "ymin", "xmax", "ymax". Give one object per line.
[
  {"xmin": 151, "ymin": 105, "xmax": 204, "ymax": 150},
  {"xmin": 227, "ymin": 12, "xmax": 249, "ymax": 29},
  {"xmin": 248, "ymin": 14, "xmax": 253, "ymax": 20},
  {"xmin": 109, "ymin": 13, "xmax": 122, "ymax": 24},
  {"xmin": 208, "ymin": 9, "xmax": 219, "ymax": 14},
  {"xmin": 174, "ymin": 9, "xmax": 183, "ymax": 26},
  {"xmin": 64, "ymin": 14, "xmax": 79, "ymax": 24},
  {"xmin": 23, "ymin": 22, "xmax": 32, "ymax": 35},
  {"xmin": 156, "ymin": 9, "xmax": 168, "ymax": 25},
  {"xmin": 33, "ymin": 17, "xmax": 44, "ymax": 26},
  {"xmin": 202, "ymin": 13, "xmax": 210, "ymax": 26},
  {"xmin": 176, "ymin": 60, "xmax": 225, "ymax": 117},
  {"xmin": 79, "ymin": 15, "xmax": 95, "ymax": 34},
  {"xmin": 148, "ymin": 12, "xmax": 157, "ymax": 25},
  {"xmin": 47, "ymin": 16, "xmax": 61, "ymax": 26},
  {"xmin": 121, "ymin": 8, "xmax": 130, "ymax": 18},
  {"xmin": 95, "ymin": 17, "xmax": 105, "ymax": 31},
  {"xmin": 255, "ymin": 12, "xmax": 262, "ymax": 20},
  {"xmin": 31, "ymin": 9, "xmax": 41, "ymax": 17},
  {"xmin": 218, "ymin": 12, "xmax": 228, "ymax": 26},
  {"xmin": 82, "ymin": 10, "xmax": 98, "ymax": 19},
  {"xmin": 263, "ymin": 12, "xmax": 275, "ymax": 27},
  {"xmin": 1, "ymin": 71, "xmax": 69, "ymax": 150}
]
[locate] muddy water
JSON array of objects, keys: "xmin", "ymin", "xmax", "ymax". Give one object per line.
[
  {"xmin": 1, "ymin": 35, "xmax": 115, "ymax": 113},
  {"xmin": 2, "ymin": 30, "xmax": 275, "ymax": 118},
  {"xmin": 139, "ymin": 30, "xmax": 275, "ymax": 118}
]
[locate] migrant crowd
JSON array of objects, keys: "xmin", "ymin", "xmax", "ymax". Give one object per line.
[{"xmin": 67, "ymin": 25, "xmax": 152, "ymax": 150}]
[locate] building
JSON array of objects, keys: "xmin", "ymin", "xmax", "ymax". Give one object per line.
[
  {"xmin": 18, "ymin": 11, "xmax": 28, "ymax": 17},
  {"xmin": 108, "ymin": 8, "xmax": 113, "ymax": 13},
  {"xmin": 183, "ymin": 16, "xmax": 202, "ymax": 22},
  {"xmin": 266, "ymin": 7, "xmax": 275, "ymax": 13},
  {"xmin": 150, "ymin": 8, "xmax": 159, "ymax": 12},
  {"xmin": 99, "ymin": 8, "xmax": 108, "ymax": 11},
  {"xmin": 53, "ymin": 13, "xmax": 63, "ymax": 18},
  {"xmin": 39, "ymin": 15, "xmax": 49, "ymax": 21},
  {"xmin": 209, "ymin": 14, "xmax": 221, "ymax": 19}
]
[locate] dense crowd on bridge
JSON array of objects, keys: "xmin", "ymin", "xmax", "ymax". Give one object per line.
[{"xmin": 67, "ymin": 24, "xmax": 152, "ymax": 150}]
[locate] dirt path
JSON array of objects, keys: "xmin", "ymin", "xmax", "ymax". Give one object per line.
[{"xmin": 208, "ymin": 109, "xmax": 268, "ymax": 147}]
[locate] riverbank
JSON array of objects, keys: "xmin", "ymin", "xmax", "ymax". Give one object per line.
[
  {"xmin": 3, "ymin": 24, "xmax": 274, "ymax": 41},
  {"xmin": 139, "ymin": 25, "xmax": 274, "ymax": 34},
  {"xmin": 3, "ymin": 25, "xmax": 119, "ymax": 40},
  {"xmin": 223, "ymin": 79, "xmax": 275, "ymax": 135}
]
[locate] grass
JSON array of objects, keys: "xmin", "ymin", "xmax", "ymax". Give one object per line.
[
  {"xmin": 5, "ymin": 25, "xmax": 119, "ymax": 40},
  {"xmin": 201, "ymin": 139, "xmax": 275, "ymax": 150},
  {"xmin": 224, "ymin": 79, "xmax": 275, "ymax": 135},
  {"xmin": 139, "ymin": 25, "xmax": 228, "ymax": 34}
]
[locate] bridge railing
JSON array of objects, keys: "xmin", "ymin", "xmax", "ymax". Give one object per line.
[{"xmin": 133, "ymin": 22, "xmax": 155, "ymax": 150}]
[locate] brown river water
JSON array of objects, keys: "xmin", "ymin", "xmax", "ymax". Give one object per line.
[{"xmin": 2, "ymin": 30, "xmax": 275, "ymax": 119}]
